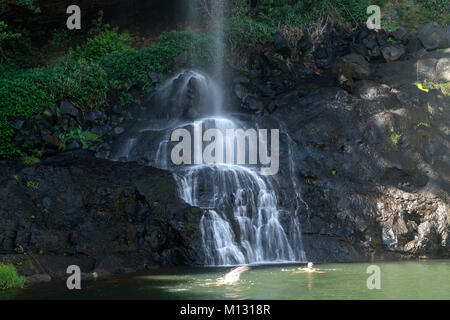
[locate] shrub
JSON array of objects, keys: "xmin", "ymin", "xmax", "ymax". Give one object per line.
[
  {"xmin": 1, "ymin": 24, "xmax": 39, "ymax": 68},
  {"xmin": 0, "ymin": 21, "xmax": 21, "ymax": 64},
  {"xmin": 48, "ymin": 57, "xmax": 109, "ymax": 110},
  {"xmin": 59, "ymin": 127, "xmax": 101, "ymax": 151},
  {"xmin": 0, "ymin": 264, "xmax": 26, "ymax": 290},
  {"xmin": 69, "ymin": 30, "xmax": 132, "ymax": 62},
  {"xmin": 100, "ymin": 30, "xmax": 214, "ymax": 95},
  {"xmin": 0, "ymin": 56, "xmax": 108, "ymax": 158},
  {"xmin": 418, "ymin": 0, "xmax": 450, "ymax": 14},
  {"xmin": 0, "ymin": 70, "xmax": 56, "ymax": 158},
  {"xmin": 226, "ymin": 0, "xmax": 371, "ymax": 43},
  {"xmin": 226, "ymin": 16, "xmax": 276, "ymax": 43},
  {"xmin": 0, "ymin": 29, "xmax": 215, "ymax": 158}
]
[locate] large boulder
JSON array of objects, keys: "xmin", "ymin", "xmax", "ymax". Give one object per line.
[
  {"xmin": 381, "ymin": 45, "xmax": 406, "ymax": 62},
  {"xmin": 374, "ymin": 48, "xmax": 450, "ymax": 86},
  {"xmin": 273, "ymin": 32, "xmax": 291, "ymax": 57},
  {"xmin": 60, "ymin": 100, "xmax": 79, "ymax": 118},
  {"xmin": 417, "ymin": 22, "xmax": 449, "ymax": 51},
  {"xmin": 334, "ymin": 53, "xmax": 371, "ymax": 80}
]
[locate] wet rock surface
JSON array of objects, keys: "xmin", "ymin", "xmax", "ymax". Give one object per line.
[{"xmin": 0, "ymin": 154, "xmax": 204, "ymax": 282}]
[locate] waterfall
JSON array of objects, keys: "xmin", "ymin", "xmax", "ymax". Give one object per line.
[
  {"xmin": 174, "ymin": 163, "xmax": 306, "ymax": 265},
  {"xmin": 110, "ymin": 71, "xmax": 307, "ymax": 265},
  {"xmin": 108, "ymin": 1, "xmax": 307, "ymax": 266}
]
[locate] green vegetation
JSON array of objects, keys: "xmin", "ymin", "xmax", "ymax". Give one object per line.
[
  {"xmin": 0, "ymin": 21, "xmax": 21, "ymax": 61},
  {"xmin": 382, "ymin": 0, "xmax": 450, "ymax": 31},
  {"xmin": 0, "ymin": 264, "xmax": 26, "ymax": 290},
  {"xmin": 418, "ymin": 0, "xmax": 450, "ymax": 15},
  {"xmin": 390, "ymin": 128, "xmax": 403, "ymax": 147},
  {"xmin": 69, "ymin": 30, "xmax": 132, "ymax": 62},
  {"xmin": 417, "ymin": 122, "xmax": 431, "ymax": 128},
  {"xmin": 100, "ymin": 30, "xmax": 214, "ymax": 95},
  {"xmin": 423, "ymin": 82, "xmax": 450, "ymax": 96},
  {"xmin": 0, "ymin": 0, "xmax": 40, "ymax": 14},
  {"xmin": 14, "ymin": 244, "xmax": 24, "ymax": 254},
  {"xmin": 226, "ymin": 16, "xmax": 276, "ymax": 43},
  {"xmin": 305, "ymin": 177, "xmax": 318, "ymax": 185},
  {"xmin": 0, "ymin": 1, "xmax": 447, "ymax": 161},
  {"xmin": 390, "ymin": 133, "xmax": 402, "ymax": 146},
  {"xmin": 59, "ymin": 127, "xmax": 101, "ymax": 151},
  {"xmin": 227, "ymin": 0, "xmax": 372, "ymax": 44},
  {"xmin": 25, "ymin": 180, "xmax": 39, "ymax": 189},
  {"xmin": 0, "ymin": 29, "xmax": 214, "ymax": 159}
]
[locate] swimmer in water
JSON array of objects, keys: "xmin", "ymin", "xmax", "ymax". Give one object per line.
[
  {"xmin": 204, "ymin": 265, "xmax": 250, "ymax": 286},
  {"xmin": 294, "ymin": 262, "xmax": 326, "ymax": 274}
]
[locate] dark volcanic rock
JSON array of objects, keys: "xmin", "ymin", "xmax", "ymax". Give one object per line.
[
  {"xmin": 273, "ymin": 32, "xmax": 291, "ymax": 57},
  {"xmin": 60, "ymin": 100, "xmax": 79, "ymax": 118},
  {"xmin": 0, "ymin": 156, "xmax": 204, "ymax": 281},
  {"xmin": 270, "ymin": 81, "xmax": 449, "ymax": 261},
  {"xmin": 297, "ymin": 34, "xmax": 313, "ymax": 56},
  {"xmin": 417, "ymin": 22, "xmax": 449, "ymax": 51},
  {"xmin": 381, "ymin": 45, "xmax": 406, "ymax": 62},
  {"xmin": 336, "ymin": 54, "xmax": 371, "ymax": 79}
]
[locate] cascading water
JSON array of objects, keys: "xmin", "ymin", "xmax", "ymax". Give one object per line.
[
  {"xmin": 109, "ymin": 1, "xmax": 307, "ymax": 266},
  {"xmin": 175, "ymin": 163, "xmax": 306, "ymax": 265},
  {"xmin": 109, "ymin": 71, "xmax": 307, "ymax": 265}
]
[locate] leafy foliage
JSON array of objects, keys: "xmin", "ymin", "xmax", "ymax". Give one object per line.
[
  {"xmin": 385, "ymin": 0, "xmax": 450, "ymax": 31},
  {"xmin": 418, "ymin": 0, "xmax": 450, "ymax": 14},
  {"xmin": 59, "ymin": 127, "xmax": 101, "ymax": 151},
  {"xmin": 0, "ymin": 29, "xmax": 214, "ymax": 158},
  {"xmin": 226, "ymin": 16, "xmax": 276, "ymax": 43},
  {"xmin": 227, "ymin": 0, "xmax": 371, "ymax": 43},
  {"xmin": 0, "ymin": 21, "xmax": 21, "ymax": 63},
  {"xmin": 70, "ymin": 30, "xmax": 132, "ymax": 62},
  {"xmin": 100, "ymin": 30, "xmax": 214, "ymax": 99},
  {"xmin": 1, "ymin": 25, "xmax": 39, "ymax": 67},
  {"xmin": 0, "ymin": 264, "xmax": 26, "ymax": 290}
]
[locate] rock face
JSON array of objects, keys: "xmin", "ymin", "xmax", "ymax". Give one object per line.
[
  {"xmin": 224, "ymin": 22, "xmax": 450, "ymax": 263},
  {"xmin": 0, "ymin": 154, "xmax": 204, "ymax": 280},
  {"xmin": 270, "ymin": 84, "xmax": 449, "ymax": 262},
  {"xmin": 374, "ymin": 49, "xmax": 450, "ymax": 86},
  {"xmin": 417, "ymin": 22, "xmax": 449, "ymax": 51}
]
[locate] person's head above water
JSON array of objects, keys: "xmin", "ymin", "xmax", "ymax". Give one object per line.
[{"xmin": 307, "ymin": 262, "xmax": 314, "ymax": 269}]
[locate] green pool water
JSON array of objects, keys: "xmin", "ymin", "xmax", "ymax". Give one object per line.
[{"xmin": 1, "ymin": 260, "xmax": 449, "ymax": 300}]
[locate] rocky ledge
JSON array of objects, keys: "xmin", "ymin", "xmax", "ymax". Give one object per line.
[{"xmin": 0, "ymin": 152, "xmax": 204, "ymax": 285}]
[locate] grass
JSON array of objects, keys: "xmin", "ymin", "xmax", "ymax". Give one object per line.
[
  {"xmin": 417, "ymin": 122, "xmax": 431, "ymax": 128},
  {"xmin": 0, "ymin": 264, "xmax": 26, "ymax": 290},
  {"xmin": 227, "ymin": 0, "xmax": 371, "ymax": 44},
  {"xmin": 424, "ymin": 82, "xmax": 450, "ymax": 96},
  {"xmin": 382, "ymin": 0, "xmax": 450, "ymax": 32},
  {"xmin": 414, "ymin": 81, "xmax": 450, "ymax": 96}
]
